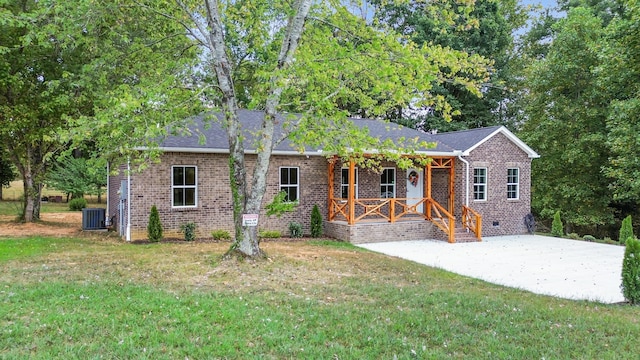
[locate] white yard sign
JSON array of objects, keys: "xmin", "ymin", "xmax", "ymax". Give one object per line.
[{"xmin": 242, "ymin": 214, "xmax": 259, "ymax": 227}]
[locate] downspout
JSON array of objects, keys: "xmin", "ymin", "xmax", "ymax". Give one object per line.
[
  {"xmin": 455, "ymin": 151, "xmax": 469, "ymax": 207},
  {"xmin": 126, "ymin": 158, "xmax": 131, "ymax": 242}
]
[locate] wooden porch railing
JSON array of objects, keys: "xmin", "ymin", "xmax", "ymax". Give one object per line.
[
  {"xmin": 462, "ymin": 205, "xmax": 482, "ymax": 241},
  {"xmin": 427, "ymin": 199, "xmax": 455, "ymax": 243},
  {"xmin": 329, "ymin": 197, "xmax": 457, "ymax": 243}
]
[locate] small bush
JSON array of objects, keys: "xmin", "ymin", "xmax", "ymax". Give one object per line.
[
  {"xmin": 289, "ymin": 222, "xmax": 303, "ymax": 238},
  {"xmin": 147, "ymin": 205, "xmax": 163, "ymax": 242},
  {"xmin": 567, "ymin": 233, "xmax": 580, "ymax": 240},
  {"xmin": 619, "ymin": 215, "xmax": 634, "ymax": 245},
  {"xmin": 621, "ymin": 238, "xmax": 640, "ymax": 304},
  {"xmin": 69, "ymin": 198, "xmax": 87, "ymax": 211},
  {"xmin": 551, "ymin": 211, "xmax": 564, "ymax": 237},
  {"xmin": 180, "ymin": 222, "xmax": 197, "ymax": 241},
  {"xmin": 310, "ymin": 205, "xmax": 323, "ymax": 238},
  {"xmin": 583, "ymin": 235, "xmax": 596, "ymax": 242},
  {"xmin": 211, "ymin": 229, "xmax": 232, "ymax": 241},
  {"xmin": 258, "ymin": 229, "xmax": 281, "ymax": 239}
]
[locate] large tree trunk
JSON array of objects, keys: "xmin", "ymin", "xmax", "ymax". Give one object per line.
[
  {"xmin": 20, "ymin": 153, "xmax": 42, "ymax": 222},
  {"xmin": 204, "ymin": 0, "xmax": 312, "ymax": 258}
]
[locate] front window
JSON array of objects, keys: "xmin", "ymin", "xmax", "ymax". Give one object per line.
[
  {"xmin": 474, "ymin": 168, "xmax": 487, "ymax": 201},
  {"xmin": 280, "ymin": 167, "xmax": 299, "ymax": 202},
  {"xmin": 507, "ymin": 168, "xmax": 519, "ymax": 200},
  {"xmin": 341, "ymin": 168, "xmax": 358, "ymax": 199},
  {"xmin": 380, "ymin": 168, "xmax": 395, "ymax": 198},
  {"xmin": 172, "ymin": 166, "xmax": 197, "ymax": 207}
]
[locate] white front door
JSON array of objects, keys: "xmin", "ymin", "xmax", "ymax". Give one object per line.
[{"xmin": 406, "ymin": 168, "xmax": 424, "ymax": 213}]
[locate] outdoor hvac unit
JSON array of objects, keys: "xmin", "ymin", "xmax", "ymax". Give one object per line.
[{"xmin": 82, "ymin": 208, "xmax": 106, "ymax": 230}]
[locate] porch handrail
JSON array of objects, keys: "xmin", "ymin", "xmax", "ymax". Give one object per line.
[
  {"xmin": 462, "ymin": 205, "xmax": 482, "ymax": 241},
  {"xmin": 428, "ymin": 199, "xmax": 455, "ymax": 243},
  {"xmin": 329, "ymin": 197, "xmax": 429, "ymax": 223}
]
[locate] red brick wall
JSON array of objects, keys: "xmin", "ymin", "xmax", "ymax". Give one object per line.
[
  {"xmin": 124, "ymin": 153, "xmax": 329, "ymax": 240},
  {"xmin": 454, "ymin": 133, "xmax": 533, "ymax": 236}
]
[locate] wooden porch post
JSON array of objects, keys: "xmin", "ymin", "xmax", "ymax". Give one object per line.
[
  {"xmin": 449, "ymin": 157, "xmax": 455, "ymax": 213},
  {"xmin": 327, "ymin": 157, "xmax": 335, "ymax": 221},
  {"xmin": 348, "ymin": 158, "xmax": 355, "ymax": 225},
  {"xmin": 426, "ymin": 161, "xmax": 432, "ymax": 219}
]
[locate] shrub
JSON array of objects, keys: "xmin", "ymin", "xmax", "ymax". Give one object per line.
[
  {"xmin": 180, "ymin": 222, "xmax": 197, "ymax": 241},
  {"xmin": 621, "ymin": 238, "xmax": 640, "ymax": 304},
  {"xmin": 583, "ymin": 235, "xmax": 596, "ymax": 242},
  {"xmin": 551, "ymin": 211, "xmax": 563, "ymax": 237},
  {"xmin": 310, "ymin": 205, "xmax": 323, "ymax": 238},
  {"xmin": 289, "ymin": 221, "xmax": 303, "ymax": 238},
  {"xmin": 211, "ymin": 229, "xmax": 232, "ymax": 241},
  {"xmin": 258, "ymin": 229, "xmax": 281, "ymax": 239},
  {"xmin": 69, "ymin": 198, "xmax": 87, "ymax": 211},
  {"xmin": 147, "ymin": 205, "xmax": 163, "ymax": 242},
  {"xmin": 619, "ymin": 215, "xmax": 634, "ymax": 245},
  {"xmin": 567, "ymin": 233, "xmax": 580, "ymax": 240}
]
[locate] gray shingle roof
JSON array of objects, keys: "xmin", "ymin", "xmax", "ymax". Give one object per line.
[{"xmin": 157, "ymin": 110, "xmax": 538, "ymax": 158}]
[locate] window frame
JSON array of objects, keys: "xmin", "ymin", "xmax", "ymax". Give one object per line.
[
  {"xmin": 171, "ymin": 165, "xmax": 198, "ymax": 208},
  {"xmin": 473, "ymin": 167, "xmax": 487, "ymax": 202},
  {"xmin": 507, "ymin": 168, "xmax": 520, "ymax": 200},
  {"xmin": 341, "ymin": 167, "xmax": 358, "ymax": 199},
  {"xmin": 380, "ymin": 167, "xmax": 396, "ymax": 198},
  {"xmin": 279, "ymin": 166, "xmax": 300, "ymax": 202}
]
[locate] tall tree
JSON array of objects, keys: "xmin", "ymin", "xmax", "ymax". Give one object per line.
[
  {"xmin": 0, "ymin": 0, "xmax": 87, "ymax": 221},
  {"xmin": 0, "ymin": 0, "xmax": 199, "ymax": 221},
  {"xmin": 600, "ymin": 0, "xmax": 640, "ymax": 205},
  {"xmin": 519, "ymin": 7, "xmax": 612, "ymax": 230},
  {"xmin": 373, "ymin": 0, "xmax": 528, "ymax": 131}
]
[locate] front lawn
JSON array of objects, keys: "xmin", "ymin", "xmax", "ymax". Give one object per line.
[{"xmin": 1, "ymin": 236, "xmax": 638, "ymax": 359}]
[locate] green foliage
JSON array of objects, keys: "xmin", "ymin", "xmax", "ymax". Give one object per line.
[
  {"xmin": 551, "ymin": 211, "xmax": 564, "ymax": 237},
  {"xmin": 45, "ymin": 154, "xmax": 106, "ymax": 199},
  {"xmin": 289, "ymin": 222, "xmax": 303, "ymax": 238},
  {"xmin": 258, "ymin": 230, "xmax": 281, "ymax": 239},
  {"xmin": 0, "ymin": 149, "xmax": 16, "ymax": 190},
  {"xmin": 621, "ymin": 238, "xmax": 640, "ymax": 304},
  {"xmin": 582, "ymin": 235, "xmax": 597, "ymax": 242},
  {"xmin": 310, "ymin": 205, "xmax": 323, "ymax": 238},
  {"xmin": 619, "ymin": 215, "xmax": 634, "ymax": 245},
  {"xmin": 520, "ymin": 7, "xmax": 612, "ymax": 228},
  {"xmin": 147, "ymin": 205, "xmax": 163, "ymax": 243},
  {"xmin": 567, "ymin": 233, "xmax": 580, "ymax": 240},
  {"xmin": 211, "ymin": 230, "xmax": 232, "ymax": 241},
  {"xmin": 68, "ymin": 198, "xmax": 87, "ymax": 211},
  {"xmin": 373, "ymin": 0, "xmax": 526, "ymax": 130},
  {"xmin": 265, "ymin": 191, "xmax": 298, "ymax": 218},
  {"xmin": 180, "ymin": 222, "xmax": 197, "ymax": 242}
]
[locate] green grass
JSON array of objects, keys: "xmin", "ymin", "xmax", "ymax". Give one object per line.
[
  {"xmin": 1, "ymin": 236, "xmax": 638, "ymax": 359},
  {"xmin": 0, "ymin": 237, "xmax": 85, "ymax": 262},
  {"xmin": 0, "ymin": 201, "xmax": 104, "ymax": 216}
]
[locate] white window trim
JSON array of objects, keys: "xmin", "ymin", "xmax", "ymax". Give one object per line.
[
  {"xmin": 380, "ymin": 167, "xmax": 396, "ymax": 198},
  {"xmin": 341, "ymin": 167, "xmax": 358, "ymax": 199},
  {"xmin": 279, "ymin": 166, "xmax": 300, "ymax": 202},
  {"xmin": 171, "ymin": 165, "xmax": 198, "ymax": 208},
  {"xmin": 473, "ymin": 167, "xmax": 487, "ymax": 202},
  {"xmin": 507, "ymin": 168, "xmax": 520, "ymax": 200}
]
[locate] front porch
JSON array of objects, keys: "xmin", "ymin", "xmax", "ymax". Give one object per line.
[{"xmin": 326, "ymin": 157, "xmax": 482, "ymax": 243}]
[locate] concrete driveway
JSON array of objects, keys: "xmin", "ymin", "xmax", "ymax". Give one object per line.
[{"xmin": 358, "ymin": 235, "xmax": 626, "ymax": 304}]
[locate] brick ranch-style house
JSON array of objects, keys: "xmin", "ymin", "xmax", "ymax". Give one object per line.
[{"xmin": 107, "ymin": 110, "xmax": 539, "ymax": 243}]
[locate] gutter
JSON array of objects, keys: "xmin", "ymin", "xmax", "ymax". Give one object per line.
[
  {"xmin": 137, "ymin": 146, "xmax": 460, "ymax": 158},
  {"xmin": 455, "ymin": 151, "xmax": 470, "ymax": 207}
]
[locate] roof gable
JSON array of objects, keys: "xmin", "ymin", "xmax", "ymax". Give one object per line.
[{"xmin": 434, "ymin": 126, "xmax": 540, "ymax": 158}]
